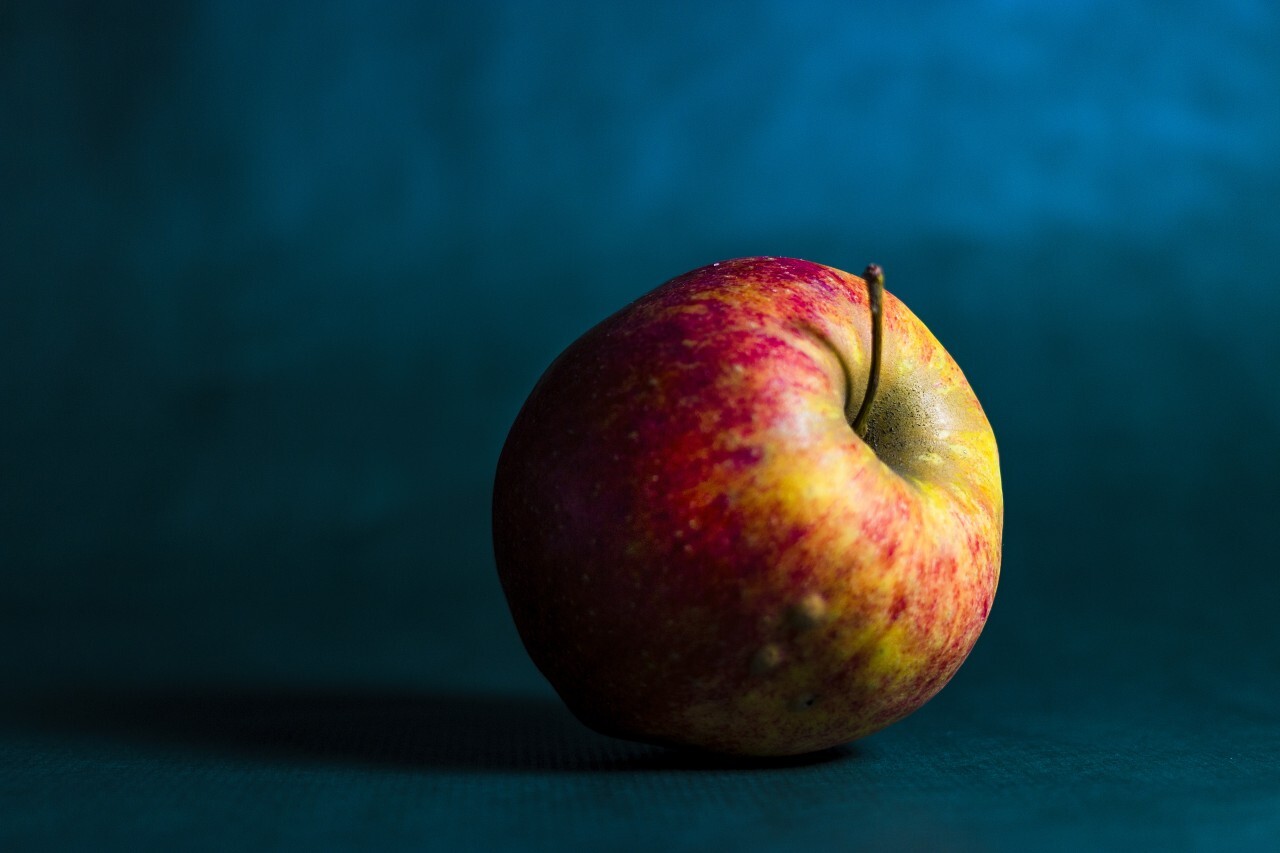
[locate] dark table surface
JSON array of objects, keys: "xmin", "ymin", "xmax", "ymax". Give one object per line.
[{"xmin": 4, "ymin": 595, "xmax": 1279, "ymax": 851}]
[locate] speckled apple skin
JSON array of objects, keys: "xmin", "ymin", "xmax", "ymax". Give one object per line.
[{"xmin": 493, "ymin": 257, "xmax": 1002, "ymax": 756}]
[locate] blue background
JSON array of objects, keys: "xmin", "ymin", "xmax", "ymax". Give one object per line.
[{"xmin": 4, "ymin": 1, "xmax": 1279, "ymax": 849}]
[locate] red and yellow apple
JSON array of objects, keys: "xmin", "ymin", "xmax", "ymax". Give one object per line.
[{"xmin": 492, "ymin": 257, "xmax": 1002, "ymax": 756}]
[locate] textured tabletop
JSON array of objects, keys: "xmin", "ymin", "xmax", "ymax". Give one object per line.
[{"xmin": 5, "ymin": 604, "xmax": 1279, "ymax": 851}]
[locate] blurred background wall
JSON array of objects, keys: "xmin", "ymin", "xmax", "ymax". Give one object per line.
[{"xmin": 3, "ymin": 1, "xmax": 1278, "ymax": 706}]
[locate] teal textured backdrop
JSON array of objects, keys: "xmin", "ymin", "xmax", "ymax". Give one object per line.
[{"xmin": 3, "ymin": 2, "xmax": 1279, "ymax": 849}]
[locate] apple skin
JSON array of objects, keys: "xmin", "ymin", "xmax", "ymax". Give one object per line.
[{"xmin": 493, "ymin": 257, "xmax": 1002, "ymax": 756}]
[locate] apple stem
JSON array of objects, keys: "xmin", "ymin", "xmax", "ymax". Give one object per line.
[{"xmin": 850, "ymin": 264, "xmax": 884, "ymax": 439}]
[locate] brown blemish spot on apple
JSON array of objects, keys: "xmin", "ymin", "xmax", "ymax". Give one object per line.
[
  {"xmin": 750, "ymin": 644, "xmax": 783, "ymax": 675},
  {"xmin": 786, "ymin": 593, "xmax": 828, "ymax": 630},
  {"xmin": 788, "ymin": 693, "xmax": 818, "ymax": 711}
]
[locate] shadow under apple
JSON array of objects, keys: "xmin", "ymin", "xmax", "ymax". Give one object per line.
[{"xmin": 7, "ymin": 686, "xmax": 856, "ymax": 773}]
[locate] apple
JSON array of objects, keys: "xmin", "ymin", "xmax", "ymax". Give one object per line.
[{"xmin": 492, "ymin": 257, "xmax": 1002, "ymax": 756}]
